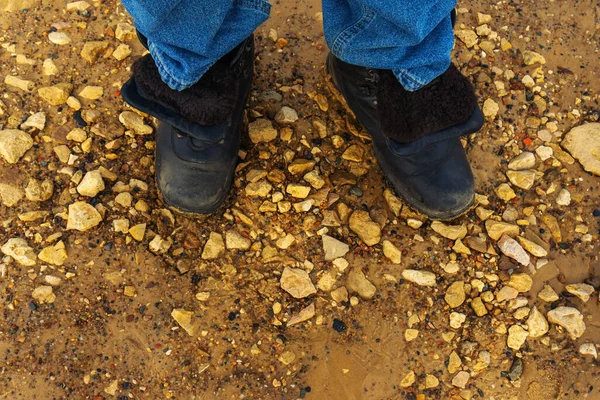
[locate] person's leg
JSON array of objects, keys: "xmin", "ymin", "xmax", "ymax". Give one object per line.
[
  {"xmin": 120, "ymin": 1, "xmax": 269, "ymax": 214},
  {"xmin": 121, "ymin": 0, "xmax": 270, "ymax": 90},
  {"xmin": 324, "ymin": 0, "xmax": 483, "ymax": 220}
]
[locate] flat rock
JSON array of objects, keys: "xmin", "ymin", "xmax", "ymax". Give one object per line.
[
  {"xmin": 456, "ymin": 29, "xmax": 477, "ymax": 47},
  {"xmin": 0, "ymin": 183, "xmax": 23, "ymax": 207},
  {"xmin": 347, "ymin": 267, "xmax": 376, "ymax": 299},
  {"xmin": 287, "ymin": 302, "xmax": 316, "ymax": 327},
  {"xmin": 538, "ymin": 284, "xmax": 559, "ymax": 302},
  {"xmin": 149, "ymin": 235, "xmax": 172, "ymax": 254},
  {"xmin": 517, "ymin": 237, "xmax": 548, "ymax": 257},
  {"xmin": 1, "ymin": 238, "xmax": 37, "ymax": 266},
  {"xmin": 280, "ymin": 267, "xmax": 316, "ymax": 298},
  {"xmin": 402, "ymin": 269, "xmax": 436, "ymax": 287},
  {"xmin": 38, "ymin": 83, "xmax": 72, "ymax": 105},
  {"xmin": 201, "ymin": 232, "xmax": 225, "ymax": 260},
  {"xmin": 349, "ymin": 210, "xmax": 381, "ymax": 246},
  {"xmin": 547, "ymin": 306, "xmax": 586, "ymax": 339},
  {"xmin": 67, "ymin": 201, "xmax": 102, "ymax": 231},
  {"xmin": 286, "ymin": 183, "xmax": 310, "ymax": 198},
  {"xmin": 498, "ymin": 235, "xmax": 531, "ymax": 266},
  {"xmin": 496, "ymin": 286, "xmax": 519, "ymax": 302},
  {"xmin": 129, "ymin": 223, "xmax": 146, "ymax": 241},
  {"xmin": 579, "ymin": 343, "xmax": 598, "ymax": 359},
  {"xmin": 77, "ymin": 170, "xmax": 105, "ymax": 197},
  {"xmin": 445, "ymin": 281, "xmax": 466, "ymax": 308},
  {"xmin": 20, "ymin": 112, "xmax": 46, "ymax": 130},
  {"xmin": 482, "ymin": 98, "xmax": 499, "ymax": 119},
  {"xmin": 452, "ymin": 371, "xmax": 470, "ymax": 389},
  {"xmin": 507, "ymin": 170, "xmax": 536, "ymax": 190},
  {"xmin": 430, "ymin": 221, "xmax": 467, "ymax": 240},
  {"xmin": 78, "ymin": 86, "xmax": 103, "ymax": 100},
  {"xmin": 495, "ymin": 183, "xmax": 516, "ymax": 201},
  {"xmin": 485, "ymin": 220, "xmax": 519, "ymax": 241},
  {"xmin": 471, "ymin": 297, "xmax": 488, "ymax": 316},
  {"xmin": 565, "ymin": 283, "xmax": 595, "ymax": 302},
  {"xmin": 48, "ymin": 31, "xmax": 71, "ymax": 45},
  {"xmin": 115, "ymin": 23, "xmax": 136, "ymax": 41},
  {"xmin": 383, "ymin": 189, "xmax": 403, "ymax": 216},
  {"xmin": 287, "ymin": 159, "xmax": 315, "ymax": 175},
  {"xmin": 562, "ymin": 123, "xmax": 600, "ymax": 176},
  {"xmin": 0, "ymin": 129, "xmax": 33, "ymax": 163},
  {"xmin": 248, "ymin": 118, "xmax": 277, "ymax": 143},
  {"xmin": 527, "ymin": 306, "xmax": 549, "ymax": 338},
  {"xmin": 522, "ymin": 50, "xmax": 546, "ymax": 65},
  {"xmin": 245, "ymin": 181, "xmax": 272, "ymax": 197},
  {"xmin": 382, "ymin": 240, "xmax": 401, "ymax": 264}
]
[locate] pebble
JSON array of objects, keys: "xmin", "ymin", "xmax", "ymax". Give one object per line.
[
  {"xmin": 477, "ymin": 12, "xmax": 492, "ymax": 25},
  {"xmin": 81, "ymin": 41, "xmax": 109, "ymax": 63},
  {"xmin": 485, "ymin": 220, "xmax": 519, "ymax": 241},
  {"xmin": 507, "ymin": 358, "xmax": 523, "ymax": 381},
  {"xmin": 382, "ymin": 240, "xmax": 401, "ymax": 264},
  {"xmin": 347, "ymin": 267, "xmax": 376, "ymax": 299},
  {"xmin": 67, "ymin": 201, "xmax": 102, "ymax": 231},
  {"xmin": 119, "ymin": 111, "xmax": 153, "ymax": 135},
  {"xmin": 149, "ymin": 235, "xmax": 172, "ymax": 254},
  {"xmin": 471, "ymin": 297, "xmax": 488, "ymax": 316},
  {"xmin": 322, "ymin": 235, "xmax": 349, "ymax": 261},
  {"xmin": 77, "ymin": 170, "xmax": 105, "ymax": 197},
  {"xmin": 112, "ymin": 44, "xmax": 132, "ymax": 61},
  {"xmin": 0, "ymin": 183, "xmax": 23, "ymax": 207},
  {"xmin": 430, "ymin": 221, "xmax": 467, "ymax": 240},
  {"xmin": 522, "ymin": 50, "xmax": 546, "ymax": 65},
  {"xmin": 425, "ymin": 374, "xmax": 440, "ymax": 389},
  {"xmin": 113, "ymin": 219, "xmax": 129, "ymax": 233},
  {"xmin": 48, "ymin": 32, "xmax": 71, "ymax": 45},
  {"xmin": 128, "ymin": 223, "xmax": 146, "ymax": 241},
  {"xmin": 114, "ymin": 192, "xmax": 132, "ymax": 207},
  {"xmin": 579, "ymin": 343, "xmax": 598, "ymax": 359},
  {"xmin": 527, "ymin": 306, "xmax": 549, "ymax": 338},
  {"xmin": 506, "ymin": 170, "xmax": 536, "ymax": 190},
  {"xmin": 287, "ymin": 303, "xmax": 315, "ymax": 327},
  {"xmin": 1, "ymin": 238, "xmax": 37, "ymax": 266},
  {"xmin": 555, "ymin": 189, "xmax": 571, "ymax": 206},
  {"xmin": 565, "ymin": 283, "xmax": 595, "ymax": 302},
  {"xmin": 450, "ymin": 312, "xmax": 467, "ymax": 329},
  {"xmin": 400, "ymin": 371, "xmax": 415, "ymax": 388},
  {"xmin": 507, "ymin": 325, "xmax": 528, "ymax": 350},
  {"xmin": 38, "ymin": 241, "xmax": 68, "ymax": 266},
  {"xmin": 245, "ymin": 181, "xmax": 272, "ymax": 197},
  {"xmin": 201, "ymin": 232, "xmax": 225, "ymax": 260},
  {"xmin": 535, "ymin": 145, "xmax": 553, "ymax": 161},
  {"xmin": 32, "ymin": 286, "xmax": 56, "ymax": 304},
  {"xmin": 349, "ymin": 210, "xmax": 381, "ymax": 246},
  {"xmin": 78, "ymin": 86, "xmax": 104, "ymax": 100},
  {"xmin": 452, "ymin": 371, "xmax": 470, "ymax": 389},
  {"xmin": 331, "ymin": 287, "xmax": 348, "ymax": 303},
  {"xmin": 115, "ymin": 23, "xmax": 136, "ymax": 41},
  {"xmin": 448, "ymin": 351, "xmax": 462, "ymax": 374},
  {"xmin": 508, "ymin": 152, "xmax": 536, "ymax": 170},
  {"xmin": 0, "ymin": 129, "xmax": 33, "ymax": 163},
  {"xmin": 517, "ymin": 237, "xmax": 548, "ymax": 257},
  {"xmin": 278, "ymin": 351, "xmax": 296, "ymax": 365},
  {"xmin": 498, "ymin": 235, "xmax": 530, "ymax": 266},
  {"xmin": 288, "ymin": 159, "xmax": 315, "ymax": 175},
  {"xmin": 482, "ymin": 98, "xmax": 499, "ymax": 119},
  {"xmin": 445, "ymin": 281, "xmax": 466, "ymax": 308},
  {"xmin": 383, "ymin": 189, "xmax": 402, "ymax": 216},
  {"xmin": 496, "ymin": 286, "xmax": 519, "ymax": 302},
  {"xmin": 66, "ymin": 1, "xmax": 90, "ymax": 11},
  {"xmin": 42, "ymin": 59, "xmax": 59, "ymax": 76},
  {"xmin": 341, "ymin": 145, "xmax": 364, "ymax": 162},
  {"xmin": 455, "ymin": 29, "xmax": 478, "ymax": 48},
  {"xmin": 562, "ymin": 123, "xmax": 600, "ymax": 176},
  {"xmin": 303, "ymin": 170, "xmax": 324, "ymax": 189},
  {"xmin": 274, "ymin": 106, "xmax": 298, "ymax": 123},
  {"xmin": 24, "ymin": 179, "xmax": 53, "ymax": 203},
  {"xmin": 38, "ymin": 83, "xmax": 72, "ymax": 105},
  {"xmin": 225, "ymin": 230, "xmax": 251, "ymax": 250},
  {"xmin": 20, "ymin": 112, "xmax": 46, "ymax": 130},
  {"xmin": 248, "ymin": 118, "xmax": 278, "ymax": 143},
  {"xmin": 171, "ymin": 308, "xmax": 197, "ymax": 336},
  {"xmin": 4, "ymin": 75, "xmax": 35, "ymax": 91},
  {"xmin": 507, "ymin": 273, "xmax": 533, "ymax": 293},
  {"xmin": 537, "ymin": 285, "xmax": 559, "ymax": 302},
  {"xmin": 280, "ymin": 267, "xmax": 316, "ymax": 299},
  {"xmin": 402, "ymin": 269, "xmax": 436, "ymax": 287},
  {"xmin": 547, "ymin": 307, "xmax": 586, "ymax": 339},
  {"xmin": 286, "ymin": 183, "xmax": 311, "ymax": 198},
  {"xmin": 495, "ymin": 183, "xmax": 516, "ymax": 201}
]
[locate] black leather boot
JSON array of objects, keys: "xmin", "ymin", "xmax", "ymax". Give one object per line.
[
  {"xmin": 327, "ymin": 54, "xmax": 483, "ymax": 220},
  {"xmin": 121, "ymin": 36, "xmax": 254, "ymax": 215}
]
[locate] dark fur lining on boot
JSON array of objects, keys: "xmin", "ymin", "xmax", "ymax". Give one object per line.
[
  {"xmin": 132, "ymin": 54, "xmax": 237, "ymax": 125},
  {"xmin": 376, "ymin": 64, "xmax": 477, "ymax": 143}
]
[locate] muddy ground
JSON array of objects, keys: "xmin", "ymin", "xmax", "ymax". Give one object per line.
[{"xmin": 1, "ymin": 0, "xmax": 600, "ymax": 399}]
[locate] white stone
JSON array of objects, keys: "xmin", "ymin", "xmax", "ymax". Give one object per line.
[
  {"xmin": 507, "ymin": 325, "xmax": 529, "ymax": 350},
  {"xmin": 508, "ymin": 152, "xmax": 536, "ymax": 170},
  {"xmin": 579, "ymin": 343, "xmax": 598, "ymax": 359},
  {"xmin": 66, "ymin": 201, "xmax": 102, "ymax": 231},
  {"xmin": 402, "ymin": 269, "xmax": 436, "ymax": 287},
  {"xmin": 527, "ymin": 306, "xmax": 549, "ymax": 338},
  {"xmin": 0, "ymin": 129, "xmax": 33, "ymax": 163},
  {"xmin": 77, "ymin": 170, "xmax": 105, "ymax": 197},
  {"xmin": 562, "ymin": 123, "xmax": 600, "ymax": 176},
  {"xmin": 498, "ymin": 234, "xmax": 530, "ymax": 266},
  {"xmin": 547, "ymin": 307, "xmax": 586, "ymax": 339},
  {"xmin": 1, "ymin": 238, "xmax": 37, "ymax": 266},
  {"xmin": 565, "ymin": 283, "xmax": 595, "ymax": 302},
  {"xmin": 280, "ymin": 267, "xmax": 316, "ymax": 298}
]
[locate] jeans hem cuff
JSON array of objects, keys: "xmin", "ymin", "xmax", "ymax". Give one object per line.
[{"xmin": 393, "ymin": 69, "xmax": 429, "ymax": 92}]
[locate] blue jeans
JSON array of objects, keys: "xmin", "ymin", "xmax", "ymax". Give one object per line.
[{"xmin": 121, "ymin": 0, "xmax": 456, "ymax": 91}]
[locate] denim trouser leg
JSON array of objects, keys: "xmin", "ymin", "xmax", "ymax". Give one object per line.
[
  {"xmin": 322, "ymin": 0, "xmax": 457, "ymax": 91},
  {"xmin": 120, "ymin": 0, "xmax": 271, "ymax": 90},
  {"xmin": 121, "ymin": 0, "xmax": 455, "ymax": 91}
]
